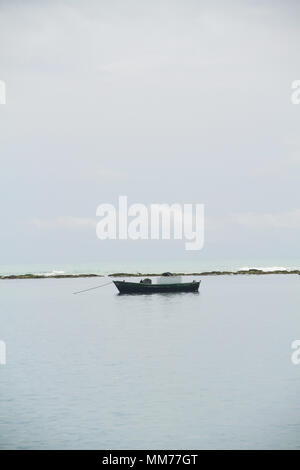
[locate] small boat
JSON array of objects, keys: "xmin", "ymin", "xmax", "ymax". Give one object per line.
[{"xmin": 113, "ymin": 273, "xmax": 200, "ymax": 294}]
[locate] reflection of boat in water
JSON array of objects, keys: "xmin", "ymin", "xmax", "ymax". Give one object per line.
[{"xmin": 113, "ymin": 272, "xmax": 200, "ymax": 294}]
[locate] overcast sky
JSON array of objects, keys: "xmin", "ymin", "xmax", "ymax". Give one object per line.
[{"xmin": 0, "ymin": 0, "xmax": 299, "ymax": 269}]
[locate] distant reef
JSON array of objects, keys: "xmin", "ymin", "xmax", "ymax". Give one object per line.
[
  {"xmin": 1, "ymin": 269, "xmax": 300, "ymax": 279},
  {"xmin": 108, "ymin": 269, "xmax": 300, "ymax": 276},
  {"xmin": 0, "ymin": 273, "xmax": 102, "ymax": 279}
]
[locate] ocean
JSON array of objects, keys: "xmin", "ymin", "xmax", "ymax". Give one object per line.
[{"xmin": 0, "ymin": 274, "xmax": 300, "ymax": 449}]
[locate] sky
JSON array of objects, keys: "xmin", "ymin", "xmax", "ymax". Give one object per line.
[{"xmin": 0, "ymin": 0, "xmax": 300, "ymax": 270}]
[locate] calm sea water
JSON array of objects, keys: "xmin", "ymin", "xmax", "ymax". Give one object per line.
[{"xmin": 0, "ymin": 275, "xmax": 300, "ymax": 449}]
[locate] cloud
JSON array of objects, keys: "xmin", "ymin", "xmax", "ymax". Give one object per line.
[
  {"xmin": 93, "ymin": 169, "xmax": 128, "ymax": 182},
  {"xmin": 233, "ymin": 209, "xmax": 300, "ymax": 229},
  {"xmin": 30, "ymin": 216, "xmax": 97, "ymax": 230},
  {"xmin": 29, "ymin": 207, "xmax": 300, "ymax": 233}
]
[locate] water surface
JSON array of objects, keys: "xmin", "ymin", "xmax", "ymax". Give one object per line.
[{"xmin": 0, "ymin": 275, "xmax": 299, "ymax": 449}]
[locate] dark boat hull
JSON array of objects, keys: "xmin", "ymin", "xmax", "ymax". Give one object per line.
[{"xmin": 113, "ymin": 280, "xmax": 200, "ymax": 294}]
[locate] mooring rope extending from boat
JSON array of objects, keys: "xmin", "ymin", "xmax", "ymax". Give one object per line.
[{"xmin": 73, "ymin": 280, "xmax": 113, "ymax": 295}]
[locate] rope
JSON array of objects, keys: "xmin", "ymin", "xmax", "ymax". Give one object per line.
[{"xmin": 73, "ymin": 280, "xmax": 113, "ymax": 295}]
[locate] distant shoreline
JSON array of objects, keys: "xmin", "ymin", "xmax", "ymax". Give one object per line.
[{"xmin": 1, "ymin": 269, "xmax": 300, "ymax": 279}]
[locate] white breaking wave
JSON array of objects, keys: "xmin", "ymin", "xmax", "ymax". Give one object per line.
[
  {"xmin": 239, "ymin": 266, "xmax": 294, "ymax": 272},
  {"xmin": 42, "ymin": 270, "xmax": 66, "ymax": 277}
]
